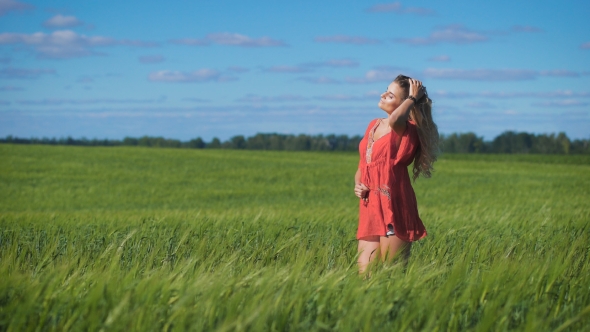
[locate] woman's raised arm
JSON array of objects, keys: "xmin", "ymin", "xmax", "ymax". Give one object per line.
[{"xmin": 387, "ymin": 78, "xmax": 424, "ymax": 136}]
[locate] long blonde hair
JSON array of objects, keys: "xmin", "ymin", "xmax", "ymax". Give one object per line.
[{"xmin": 393, "ymin": 75, "xmax": 439, "ymax": 181}]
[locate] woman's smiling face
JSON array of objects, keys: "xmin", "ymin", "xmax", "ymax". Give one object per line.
[{"xmin": 378, "ymin": 82, "xmax": 406, "ymax": 114}]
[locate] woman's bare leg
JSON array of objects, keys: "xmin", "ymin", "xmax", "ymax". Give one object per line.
[
  {"xmin": 358, "ymin": 236, "xmax": 380, "ymax": 274},
  {"xmin": 380, "ymin": 235, "xmax": 412, "ymax": 264}
]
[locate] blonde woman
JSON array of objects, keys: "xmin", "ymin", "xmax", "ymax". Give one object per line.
[{"xmin": 354, "ymin": 75, "xmax": 439, "ymax": 273}]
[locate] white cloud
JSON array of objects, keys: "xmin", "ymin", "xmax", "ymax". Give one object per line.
[
  {"xmin": 139, "ymin": 55, "xmax": 165, "ymax": 64},
  {"xmin": 16, "ymin": 97, "xmax": 164, "ymax": 105},
  {"xmin": 424, "ymin": 68, "xmax": 583, "ymax": 81},
  {"xmin": 314, "ymin": 94, "xmax": 358, "ymax": 101},
  {"xmin": 431, "ymin": 91, "xmax": 475, "ymax": 99},
  {"xmin": 482, "ymin": 90, "xmax": 590, "ymax": 98},
  {"xmin": 170, "ymin": 32, "xmax": 286, "ymax": 47},
  {"xmin": 0, "ymin": 67, "xmax": 55, "ymax": 79},
  {"xmin": 366, "ymin": 2, "xmax": 435, "ymax": 15},
  {"xmin": 465, "ymin": 101, "xmax": 496, "ymax": 109},
  {"xmin": 227, "ymin": 66, "xmax": 249, "ymax": 73},
  {"xmin": 340, "ymin": 67, "xmax": 584, "ymax": 84},
  {"xmin": 208, "ymin": 32, "xmax": 285, "ymax": 47},
  {"xmin": 539, "ymin": 70, "xmax": 580, "ymax": 77},
  {"xmin": 369, "ymin": 68, "xmax": 401, "ymax": 82},
  {"xmin": 0, "ymin": 30, "xmax": 156, "ymax": 59},
  {"xmin": 394, "ymin": 25, "xmax": 488, "ymax": 45},
  {"xmin": 265, "ymin": 65, "xmax": 312, "ymax": 73},
  {"xmin": 303, "ymin": 59, "xmax": 359, "ymax": 68},
  {"xmin": 476, "ymin": 91, "xmax": 535, "ymax": 99},
  {"xmin": 345, "ymin": 66, "xmax": 414, "ymax": 83},
  {"xmin": 396, "ymin": 24, "xmax": 546, "ymax": 46},
  {"xmin": 43, "ymin": 14, "xmax": 84, "ymax": 28},
  {"xmin": 314, "ymin": 92, "xmax": 378, "ymax": 101},
  {"xmin": 0, "ymin": 85, "xmax": 24, "ymax": 91},
  {"xmin": 532, "ymin": 100, "xmax": 588, "ymax": 107},
  {"xmin": 118, "ymin": 40, "xmax": 157, "ymax": 47},
  {"xmin": 235, "ymin": 94, "xmax": 308, "ymax": 103},
  {"xmin": 148, "ymin": 69, "xmax": 236, "ymax": 83},
  {"xmin": 511, "ymin": 25, "xmax": 544, "ymax": 33},
  {"xmin": 0, "ymin": 0, "xmax": 33, "ymax": 15},
  {"xmin": 182, "ymin": 98, "xmax": 210, "ymax": 103},
  {"xmin": 432, "ymin": 90, "xmax": 590, "ymax": 99},
  {"xmin": 428, "ymin": 55, "xmax": 450, "ymax": 62},
  {"xmin": 423, "ymin": 68, "xmax": 538, "ymax": 81},
  {"xmin": 76, "ymin": 76, "xmax": 93, "ymax": 84},
  {"xmin": 297, "ymin": 76, "xmax": 341, "ymax": 84},
  {"xmin": 169, "ymin": 38, "xmax": 210, "ymax": 46},
  {"xmin": 265, "ymin": 59, "xmax": 359, "ymax": 74},
  {"xmin": 314, "ymin": 35, "xmax": 381, "ymax": 45}
]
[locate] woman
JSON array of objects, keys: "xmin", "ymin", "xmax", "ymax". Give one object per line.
[{"xmin": 354, "ymin": 74, "xmax": 439, "ymax": 274}]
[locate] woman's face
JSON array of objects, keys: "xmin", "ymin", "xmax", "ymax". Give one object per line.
[{"xmin": 378, "ymin": 82, "xmax": 406, "ymax": 114}]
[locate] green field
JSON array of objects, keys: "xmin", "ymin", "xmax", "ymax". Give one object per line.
[{"xmin": 1, "ymin": 144, "xmax": 589, "ymax": 331}]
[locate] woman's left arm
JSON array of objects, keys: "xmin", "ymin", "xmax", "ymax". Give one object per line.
[{"xmin": 387, "ymin": 78, "xmax": 424, "ymax": 136}]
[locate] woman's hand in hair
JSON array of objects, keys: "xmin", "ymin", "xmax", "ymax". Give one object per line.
[{"xmin": 409, "ymin": 78, "xmax": 424, "ymax": 100}]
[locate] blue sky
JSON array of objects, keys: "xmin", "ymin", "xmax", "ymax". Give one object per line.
[{"xmin": 0, "ymin": 0, "xmax": 588, "ymax": 140}]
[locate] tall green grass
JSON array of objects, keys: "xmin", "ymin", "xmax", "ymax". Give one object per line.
[{"xmin": 1, "ymin": 145, "xmax": 589, "ymax": 331}]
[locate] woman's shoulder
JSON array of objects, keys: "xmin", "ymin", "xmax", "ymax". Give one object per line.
[
  {"xmin": 367, "ymin": 118, "xmax": 383, "ymax": 127},
  {"xmin": 363, "ymin": 118, "xmax": 379, "ymax": 130},
  {"xmin": 361, "ymin": 119, "xmax": 379, "ymax": 137}
]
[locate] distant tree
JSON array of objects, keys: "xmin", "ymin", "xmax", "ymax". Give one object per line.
[
  {"xmin": 513, "ymin": 132, "xmax": 533, "ymax": 153},
  {"xmin": 295, "ymin": 134, "xmax": 311, "ymax": 150},
  {"xmin": 268, "ymin": 134, "xmax": 284, "ymax": 150},
  {"xmin": 138, "ymin": 136, "xmax": 151, "ymax": 147},
  {"xmin": 123, "ymin": 137, "xmax": 139, "ymax": 146},
  {"xmin": 185, "ymin": 137, "xmax": 206, "ymax": 149},
  {"xmin": 246, "ymin": 133, "xmax": 268, "ymax": 150},
  {"xmin": 64, "ymin": 137, "xmax": 75, "ymax": 145},
  {"xmin": 166, "ymin": 138, "xmax": 182, "ymax": 148},
  {"xmin": 208, "ymin": 137, "xmax": 221, "ymax": 149},
  {"xmin": 492, "ymin": 131, "xmax": 533, "ymax": 153},
  {"xmin": 229, "ymin": 135, "xmax": 246, "ymax": 149},
  {"xmin": 441, "ymin": 133, "xmax": 486, "ymax": 153},
  {"xmin": 311, "ymin": 135, "xmax": 330, "ymax": 151},
  {"xmin": 557, "ymin": 132, "xmax": 570, "ymax": 154},
  {"xmin": 571, "ymin": 139, "xmax": 590, "ymax": 154},
  {"xmin": 533, "ymin": 133, "xmax": 560, "ymax": 154},
  {"xmin": 2, "ymin": 131, "xmax": 586, "ymax": 154}
]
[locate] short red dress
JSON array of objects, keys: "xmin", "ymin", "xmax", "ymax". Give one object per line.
[{"xmin": 357, "ymin": 118, "xmax": 427, "ymax": 242}]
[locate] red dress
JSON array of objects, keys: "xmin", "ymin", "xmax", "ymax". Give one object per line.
[{"xmin": 357, "ymin": 119, "xmax": 427, "ymax": 242}]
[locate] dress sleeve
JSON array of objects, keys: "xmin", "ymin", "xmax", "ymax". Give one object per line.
[{"xmin": 393, "ymin": 121, "xmax": 420, "ymax": 166}]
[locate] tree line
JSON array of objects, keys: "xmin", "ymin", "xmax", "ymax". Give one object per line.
[
  {"xmin": 440, "ymin": 131, "xmax": 588, "ymax": 154},
  {"xmin": 1, "ymin": 131, "xmax": 588, "ymax": 154}
]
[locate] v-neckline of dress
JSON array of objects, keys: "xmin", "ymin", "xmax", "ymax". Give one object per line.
[
  {"xmin": 366, "ymin": 119, "xmax": 391, "ymax": 163},
  {"xmin": 371, "ymin": 119, "xmax": 391, "ymax": 142}
]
